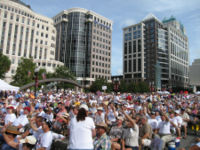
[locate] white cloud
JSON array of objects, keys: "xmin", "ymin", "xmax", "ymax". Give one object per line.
[{"xmin": 120, "ymin": 19, "xmax": 136, "ymax": 27}]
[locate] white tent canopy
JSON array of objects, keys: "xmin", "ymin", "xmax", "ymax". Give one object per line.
[{"xmin": 0, "ymin": 79, "xmax": 19, "ymax": 92}]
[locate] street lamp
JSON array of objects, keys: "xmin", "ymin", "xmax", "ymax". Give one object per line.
[
  {"xmin": 34, "ymin": 67, "xmax": 39, "ymax": 98},
  {"xmin": 114, "ymin": 77, "xmax": 119, "ymax": 93}
]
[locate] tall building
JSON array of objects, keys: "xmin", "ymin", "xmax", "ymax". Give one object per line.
[
  {"xmin": 189, "ymin": 59, "xmax": 200, "ymax": 92},
  {"xmin": 0, "ymin": 0, "xmax": 63, "ymax": 82},
  {"xmin": 123, "ymin": 14, "xmax": 189, "ymax": 90},
  {"xmin": 53, "ymin": 8, "xmax": 112, "ymax": 87}
]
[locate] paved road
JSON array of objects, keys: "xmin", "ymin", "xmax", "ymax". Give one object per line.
[{"xmin": 178, "ymin": 129, "xmax": 199, "ymax": 149}]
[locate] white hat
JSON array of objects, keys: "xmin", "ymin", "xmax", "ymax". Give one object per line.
[
  {"xmin": 80, "ymin": 104, "xmax": 89, "ymax": 111},
  {"xmin": 175, "ymin": 110, "xmax": 180, "ymax": 114},
  {"xmin": 97, "ymin": 107, "xmax": 103, "ymax": 111},
  {"xmin": 20, "ymin": 136, "xmax": 37, "ymax": 145}
]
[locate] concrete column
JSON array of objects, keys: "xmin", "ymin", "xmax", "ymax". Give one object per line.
[{"xmin": 193, "ymin": 85, "xmax": 197, "ymax": 93}]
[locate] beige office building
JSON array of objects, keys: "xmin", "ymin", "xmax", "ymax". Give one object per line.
[{"xmin": 0, "ymin": 0, "xmax": 63, "ymax": 82}]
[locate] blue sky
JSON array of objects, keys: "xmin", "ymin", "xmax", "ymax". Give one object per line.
[{"xmin": 22, "ymin": 0, "xmax": 200, "ymax": 75}]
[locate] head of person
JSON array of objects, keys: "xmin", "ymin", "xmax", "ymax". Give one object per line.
[
  {"xmin": 5, "ymin": 125, "xmax": 20, "ymax": 139},
  {"xmin": 20, "ymin": 136, "xmax": 37, "ymax": 150},
  {"xmin": 151, "ymin": 111, "xmax": 156, "ymax": 119},
  {"xmin": 36, "ymin": 116, "xmax": 43, "ymax": 127},
  {"xmin": 97, "ymin": 107, "xmax": 103, "ymax": 115},
  {"xmin": 42, "ymin": 118, "xmax": 52, "ymax": 132},
  {"xmin": 170, "ymin": 112, "xmax": 175, "ymax": 118},
  {"xmin": 140, "ymin": 116, "xmax": 147, "ymax": 125},
  {"xmin": 72, "ymin": 105, "xmax": 79, "ymax": 115},
  {"xmin": 160, "ymin": 113, "xmax": 167, "ymax": 121},
  {"xmin": 23, "ymin": 107, "xmax": 31, "ymax": 115},
  {"xmin": 117, "ymin": 116, "xmax": 123, "ymax": 126},
  {"xmin": 96, "ymin": 122, "xmax": 107, "ymax": 136},
  {"xmin": 6, "ymin": 105, "xmax": 14, "ymax": 114},
  {"xmin": 76, "ymin": 104, "xmax": 88, "ymax": 122},
  {"xmin": 175, "ymin": 110, "xmax": 180, "ymax": 116}
]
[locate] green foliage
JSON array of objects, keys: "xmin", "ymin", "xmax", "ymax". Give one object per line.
[
  {"xmin": 11, "ymin": 58, "xmax": 36, "ymax": 86},
  {"xmin": 118, "ymin": 80, "xmax": 150, "ymax": 93},
  {"xmin": 51, "ymin": 66, "xmax": 76, "ymax": 89},
  {"xmin": 0, "ymin": 53, "xmax": 11, "ymax": 79},
  {"xmin": 90, "ymin": 78, "xmax": 112, "ymax": 93}
]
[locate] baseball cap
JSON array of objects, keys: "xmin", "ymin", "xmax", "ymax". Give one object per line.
[{"xmin": 80, "ymin": 104, "xmax": 89, "ymax": 111}]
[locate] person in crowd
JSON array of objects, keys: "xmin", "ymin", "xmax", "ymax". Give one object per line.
[
  {"xmin": 94, "ymin": 107, "xmax": 105, "ymax": 124},
  {"xmin": 109, "ymin": 116, "xmax": 123, "ymax": 150},
  {"xmin": 19, "ymin": 135, "xmax": 37, "ymax": 150},
  {"xmin": 13, "ymin": 107, "xmax": 30, "ymax": 129},
  {"xmin": 157, "ymin": 113, "xmax": 176, "ymax": 149},
  {"xmin": 121, "ymin": 106, "xmax": 139, "ymax": 150},
  {"xmin": 4, "ymin": 105, "xmax": 16, "ymax": 126},
  {"xmin": 0, "ymin": 125, "xmax": 20, "ymax": 150},
  {"xmin": 139, "ymin": 115, "xmax": 152, "ymax": 148},
  {"xmin": 180, "ymin": 108, "xmax": 190, "ymax": 138},
  {"xmin": 36, "ymin": 119, "xmax": 54, "ymax": 150},
  {"xmin": 94, "ymin": 122, "xmax": 111, "ymax": 150},
  {"xmin": 68, "ymin": 104, "xmax": 96, "ymax": 149}
]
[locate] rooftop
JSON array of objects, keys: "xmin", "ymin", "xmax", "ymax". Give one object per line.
[{"xmin": 10, "ymin": 0, "xmax": 31, "ymax": 9}]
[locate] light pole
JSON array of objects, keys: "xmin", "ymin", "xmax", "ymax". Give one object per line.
[
  {"xmin": 114, "ymin": 77, "xmax": 119, "ymax": 94},
  {"xmin": 34, "ymin": 67, "xmax": 39, "ymax": 98}
]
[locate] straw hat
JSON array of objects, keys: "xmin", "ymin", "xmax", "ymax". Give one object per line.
[
  {"xmin": 6, "ymin": 125, "xmax": 20, "ymax": 135},
  {"xmin": 96, "ymin": 122, "xmax": 108, "ymax": 130}
]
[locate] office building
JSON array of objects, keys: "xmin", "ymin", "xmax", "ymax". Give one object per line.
[
  {"xmin": 189, "ymin": 59, "xmax": 200, "ymax": 92},
  {"xmin": 0, "ymin": 0, "xmax": 63, "ymax": 82},
  {"xmin": 53, "ymin": 8, "xmax": 112, "ymax": 86},
  {"xmin": 123, "ymin": 14, "xmax": 189, "ymax": 90}
]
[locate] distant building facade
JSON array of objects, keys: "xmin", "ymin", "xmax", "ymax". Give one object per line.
[
  {"xmin": 189, "ymin": 59, "xmax": 200, "ymax": 92},
  {"xmin": 0, "ymin": 0, "xmax": 63, "ymax": 82},
  {"xmin": 123, "ymin": 14, "xmax": 189, "ymax": 90},
  {"xmin": 53, "ymin": 8, "xmax": 112, "ymax": 87}
]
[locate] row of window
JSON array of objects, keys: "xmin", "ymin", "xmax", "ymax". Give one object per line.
[
  {"xmin": 124, "ymin": 59, "xmax": 142, "ymax": 73},
  {"xmin": 93, "ymin": 41, "xmax": 111, "ymax": 50},
  {"xmin": 93, "ymin": 35, "xmax": 111, "ymax": 44},
  {"xmin": 0, "ymin": 9, "xmax": 55, "ymax": 35},
  {"xmin": 92, "ymin": 74, "xmax": 111, "ymax": 80},
  {"xmin": 124, "ymin": 25, "xmax": 142, "ymax": 32},
  {"xmin": 92, "ymin": 48, "xmax": 110, "ymax": 56},
  {"xmin": 92, "ymin": 61, "xmax": 110, "ymax": 68},
  {"xmin": 92, "ymin": 54, "xmax": 110, "ymax": 62},
  {"xmin": 94, "ymin": 22, "xmax": 111, "ymax": 33},
  {"xmin": 91, "ymin": 67, "xmax": 110, "ymax": 74},
  {"xmin": 124, "ymin": 40, "xmax": 142, "ymax": 54},
  {"xmin": 0, "ymin": 3, "xmax": 49, "ymax": 24},
  {"xmin": 93, "ymin": 29, "xmax": 111, "ymax": 39}
]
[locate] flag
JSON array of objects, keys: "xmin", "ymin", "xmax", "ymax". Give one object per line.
[
  {"xmin": 42, "ymin": 73, "xmax": 46, "ymax": 80},
  {"xmin": 28, "ymin": 71, "xmax": 31, "ymax": 77}
]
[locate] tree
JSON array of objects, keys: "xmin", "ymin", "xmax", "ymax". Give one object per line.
[
  {"xmin": 11, "ymin": 58, "xmax": 36, "ymax": 86},
  {"xmin": 0, "ymin": 53, "xmax": 11, "ymax": 79},
  {"xmin": 51, "ymin": 66, "xmax": 76, "ymax": 89},
  {"xmin": 90, "ymin": 78, "xmax": 112, "ymax": 93}
]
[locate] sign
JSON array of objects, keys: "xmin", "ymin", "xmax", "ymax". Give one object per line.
[{"xmin": 102, "ymin": 86, "xmax": 107, "ymax": 91}]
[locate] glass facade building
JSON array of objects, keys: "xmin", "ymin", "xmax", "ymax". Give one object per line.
[
  {"xmin": 123, "ymin": 14, "xmax": 189, "ymax": 90},
  {"xmin": 54, "ymin": 8, "xmax": 112, "ymax": 86}
]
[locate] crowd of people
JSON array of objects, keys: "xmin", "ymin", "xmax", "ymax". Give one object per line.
[{"xmin": 0, "ymin": 89, "xmax": 200, "ymax": 150}]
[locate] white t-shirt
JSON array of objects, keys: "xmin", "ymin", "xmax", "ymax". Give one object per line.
[
  {"xmin": 170, "ymin": 117, "xmax": 178, "ymax": 132},
  {"xmin": 69, "ymin": 117, "xmax": 95, "ymax": 149},
  {"xmin": 30, "ymin": 126, "xmax": 44, "ymax": 139},
  {"xmin": 158, "ymin": 121, "xmax": 171, "ymax": 134},
  {"xmin": 175, "ymin": 116, "xmax": 183, "ymax": 127},
  {"xmin": 148, "ymin": 118, "xmax": 158, "ymax": 130},
  {"xmin": 5, "ymin": 113, "xmax": 16, "ymax": 125},
  {"xmin": 13, "ymin": 114, "xmax": 29, "ymax": 127},
  {"xmin": 36, "ymin": 131, "xmax": 53, "ymax": 150}
]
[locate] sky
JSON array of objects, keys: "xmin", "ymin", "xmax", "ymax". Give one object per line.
[{"xmin": 22, "ymin": 0, "xmax": 200, "ymax": 75}]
